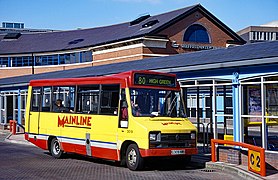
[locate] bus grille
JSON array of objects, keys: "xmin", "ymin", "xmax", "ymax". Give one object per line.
[{"xmin": 149, "ymin": 133, "xmax": 196, "ymax": 149}]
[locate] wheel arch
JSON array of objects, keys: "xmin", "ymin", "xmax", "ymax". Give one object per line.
[
  {"xmin": 120, "ymin": 140, "xmax": 137, "ymax": 162},
  {"xmin": 48, "ymin": 136, "xmax": 56, "ymax": 150}
]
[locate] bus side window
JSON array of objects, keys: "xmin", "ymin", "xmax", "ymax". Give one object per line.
[
  {"xmin": 32, "ymin": 87, "xmax": 41, "ymax": 112},
  {"xmin": 77, "ymin": 85, "xmax": 99, "ymax": 114},
  {"xmin": 100, "ymin": 84, "xmax": 120, "ymax": 115},
  {"xmin": 42, "ymin": 87, "xmax": 51, "ymax": 112},
  {"xmin": 52, "ymin": 86, "xmax": 75, "ymax": 113}
]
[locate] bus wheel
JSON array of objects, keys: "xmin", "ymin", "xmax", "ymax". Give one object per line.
[
  {"xmin": 173, "ymin": 155, "xmax": 191, "ymax": 167},
  {"xmin": 183, "ymin": 155, "xmax": 191, "ymax": 163},
  {"xmin": 50, "ymin": 138, "xmax": 63, "ymax": 158},
  {"xmin": 126, "ymin": 144, "xmax": 144, "ymax": 171}
]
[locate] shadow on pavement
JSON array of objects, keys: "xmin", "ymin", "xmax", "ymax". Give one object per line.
[{"xmin": 43, "ymin": 151, "xmax": 207, "ymax": 171}]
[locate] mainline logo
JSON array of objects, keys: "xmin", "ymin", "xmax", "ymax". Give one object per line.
[{"xmin": 58, "ymin": 115, "xmax": 92, "ymax": 128}]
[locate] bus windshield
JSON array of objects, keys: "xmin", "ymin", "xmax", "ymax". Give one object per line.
[{"xmin": 130, "ymin": 88, "xmax": 186, "ymax": 118}]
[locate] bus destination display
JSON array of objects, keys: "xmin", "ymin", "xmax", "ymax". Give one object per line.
[{"xmin": 134, "ymin": 73, "xmax": 176, "ymax": 87}]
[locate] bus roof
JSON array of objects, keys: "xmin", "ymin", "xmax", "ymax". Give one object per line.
[{"xmin": 29, "ymin": 70, "xmax": 179, "ymax": 89}]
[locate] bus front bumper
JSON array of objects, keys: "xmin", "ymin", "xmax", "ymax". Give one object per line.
[{"xmin": 139, "ymin": 148, "xmax": 198, "ymax": 157}]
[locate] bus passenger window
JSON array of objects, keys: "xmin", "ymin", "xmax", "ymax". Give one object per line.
[
  {"xmin": 42, "ymin": 87, "xmax": 51, "ymax": 112},
  {"xmin": 100, "ymin": 85, "xmax": 120, "ymax": 115},
  {"xmin": 32, "ymin": 88, "xmax": 41, "ymax": 112},
  {"xmin": 77, "ymin": 85, "xmax": 100, "ymax": 114},
  {"xmin": 52, "ymin": 86, "xmax": 75, "ymax": 113}
]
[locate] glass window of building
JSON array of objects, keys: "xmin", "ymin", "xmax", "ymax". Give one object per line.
[
  {"xmin": 183, "ymin": 24, "xmax": 210, "ymax": 43},
  {"xmin": 35, "ymin": 55, "xmax": 59, "ymax": 66},
  {"xmin": 81, "ymin": 51, "xmax": 92, "ymax": 62},
  {"xmin": 14, "ymin": 23, "xmax": 20, "ymax": 28},
  {"xmin": 5, "ymin": 23, "xmax": 13, "ymax": 28},
  {"xmin": 12, "ymin": 57, "xmax": 22, "ymax": 67},
  {"xmin": 2, "ymin": 50, "xmax": 92, "ymax": 67},
  {"xmin": 70, "ymin": 53, "xmax": 77, "ymax": 64},
  {"xmin": 35, "ymin": 57, "xmax": 42, "ymax": 66},
  {"xmin": 0, "ymin": 57, "xmax": 9, "ymax": 67}
]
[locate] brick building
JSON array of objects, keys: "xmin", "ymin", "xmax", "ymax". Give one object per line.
[{"xmin": 0, "ymin": 4, "xmax": 245, "ymax": 78}]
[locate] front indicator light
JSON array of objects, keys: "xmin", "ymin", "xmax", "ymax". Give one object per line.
[{"xmin": 191, "ymin": 132, "xmax": 196, "ymax": 139}]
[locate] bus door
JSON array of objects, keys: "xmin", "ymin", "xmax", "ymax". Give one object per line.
[
  {"xmin": 76, "ymin": 84, "xmax": 120, "ymax": 158},
  {"xmin": 91, "ymin": 84, "xmax": 119, "ymax": 159},
  {"xmin": 28, "ymin": 87, "xmax": 41, "ymax": 134}
]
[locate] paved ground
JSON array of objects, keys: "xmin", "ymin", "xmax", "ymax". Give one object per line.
[
  {"xmin": 0, "ymin": 130, "xmax": 9, "ymax": 141},
  {"xmin": 0, "ymin": 142, "xmax": 240, "ymax": 180}
]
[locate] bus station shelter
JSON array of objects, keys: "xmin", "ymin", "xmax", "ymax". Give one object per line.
[{"xmin": 1, "ymin": 41, "xmax": 278, "ymax": 169}]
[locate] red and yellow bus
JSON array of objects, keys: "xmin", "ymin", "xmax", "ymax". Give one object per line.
[{"xmin": 25, "ymin": 70, "xmax": 197, "ymax": 170}]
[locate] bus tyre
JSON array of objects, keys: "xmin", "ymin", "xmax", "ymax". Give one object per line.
[
  {"xmin": 50, "ymin": 138, "xmax": 63, "ymax": 158},
  {"xmin": 126, "ymin": 144, "xmax": 144, "ymax": 171},
  {"xmin": 174, "ymin": 155, "xmax": 191, "ymax": 167},
  {"xmin": 184, "ymin": 155, "xmax": 191, "ymax": 163}
]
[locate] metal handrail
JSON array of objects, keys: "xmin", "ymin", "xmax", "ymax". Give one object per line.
[
  {"xmin": 211, "ymin": 139, "xmax": 266, "ymax": 177},
  {"xmin": 192, "ymin": 122, "xmax": 205, "ymax": 153},
  {"xmin": 205, "ymin": 122, "xmax": 213, "ymax": 151},
  {"xmin": 17, "ymin": 123, "xmax": 25, "ymax": 132}
]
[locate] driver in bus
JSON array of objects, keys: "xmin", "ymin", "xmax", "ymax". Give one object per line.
[{"xmin": 131, "ymin": 100, "xmax": 141, "ymax": 116}]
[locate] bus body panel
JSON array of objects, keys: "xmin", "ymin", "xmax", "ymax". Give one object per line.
[
  {"xmin": 25, "ymin": 86, "xmax": 32, "ymax": 134},
  {"xmin": 28, "ymin": 112, "xmax": 39, "ymax": 134},
  {"xmin": 32, "ymin": 112, "xmax": 119, "ymax": 159}
]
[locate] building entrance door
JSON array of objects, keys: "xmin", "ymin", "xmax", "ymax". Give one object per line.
[
  {"xmin": 0, "ymin": 92, "xmax": 17, "ymax": 125},
  {"xmin": 0, "ymin": 95, "xmax": 6, "ymax": 124}
]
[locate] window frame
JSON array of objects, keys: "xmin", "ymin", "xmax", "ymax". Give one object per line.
[{"xmin": 183, "ymin": 24, "xmax": 211, "ymax": 43}]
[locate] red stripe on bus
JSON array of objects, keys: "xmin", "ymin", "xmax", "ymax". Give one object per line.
[
  {"xmin": 61, "ymin": 142, "xmax": 76, "ymax": 153},
  {"xmin": 140, "ymin": 148, "xmax": 198, "ymax": 157},
  {"xmin": 92, "ymin": 146, "xmax": 118, "ymax": 161},
  {"xmin": 24, "ymin": 133, "xmax": 29, "ymax": 140},
  {"xmin": 61, "ymin": 142, "xmax": 118, "ymax": 160},
  {"xmin": 28, "ymin": 137, "xmax": 48, "ymax": 150}
]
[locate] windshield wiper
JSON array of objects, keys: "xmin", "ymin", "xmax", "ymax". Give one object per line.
[{"xmin": 167, "ymin": 96, "xmax": 177, "ymax": 117}]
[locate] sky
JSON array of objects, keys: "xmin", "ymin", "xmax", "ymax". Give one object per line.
[{"xmin": 0, "ymin": 0, "xmax": 277, "ymax": 32}]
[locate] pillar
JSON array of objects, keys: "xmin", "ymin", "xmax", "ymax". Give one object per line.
[
  {"xmin": 212, "ymin": 80, "xmax": 217, "ymax": 139},
  {"xmin": 232, "ymin": 72, "xmax": 240, "ymax": 142},
  {"xmin": 261, "ymin": 77, "xmax": 267, "ymax": 149},
  {"xmin": 17, "ymin": 89, "xmax": 21, "ymax": 126}
]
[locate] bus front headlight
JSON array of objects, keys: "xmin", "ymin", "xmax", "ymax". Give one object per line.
[
  {"xmin": 191, "ymin": 132, "xmax": 196, "ymax": 140},
  {"xmin": 149, "ymin": 131, "xmax": 161, "ymax": 141}
]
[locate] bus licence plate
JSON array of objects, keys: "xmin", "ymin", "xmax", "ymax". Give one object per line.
[{"xmin": 171, "ymin": 150, "xmax": 185, "ymax": 155}]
